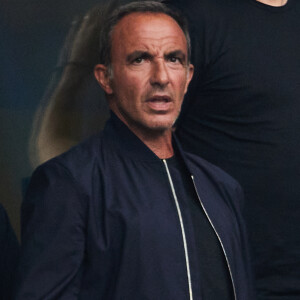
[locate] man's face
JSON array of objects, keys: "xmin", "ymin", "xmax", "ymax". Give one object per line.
[{"xmin": 95, "ymin": 12, "xmax": 193, "ymax": 134}]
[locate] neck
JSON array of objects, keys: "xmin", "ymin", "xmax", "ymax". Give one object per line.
[
  {"xmin": 256, "ymin": 0, "xmax": 288, "ymax": 6},
  {"xmin": 111, "ymin": 110, "xmax": 175, "ymax": 159},
  {"xmin": 132, "ymin": 127, "xmax": 174, "ymax": 159}
]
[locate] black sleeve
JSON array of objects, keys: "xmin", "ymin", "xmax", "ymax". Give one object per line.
[
  {"xmin": 171, "ymin": 0, "xmax": 231, "ymax": 123},
  {"xmin": 14, "ymin": 161, "xmax": 87, "ymax": 300},
  {"xmin": 0, "ymin": 204, "xmax": 20, "ymax": 300},
  {"xmin": 232, "ymin": 184, "xmax": 257, "ymax": 299},
  {"xmin": 170, "ymin": 0, "xmax": 219, "ymax": 119}
]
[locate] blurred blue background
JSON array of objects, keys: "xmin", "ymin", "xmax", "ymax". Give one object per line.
[{"xmin": 0, "ymin": 0, "xmax": 104, "ymax": 237}]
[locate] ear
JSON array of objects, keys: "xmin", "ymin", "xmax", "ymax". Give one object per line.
[
  {"xmin": 94, "ymin": 64, "xmax": 113, "ymax": 94},
  {"xmin": 184, "ymin": 63, "xmax": 194, "ymax": 94}
]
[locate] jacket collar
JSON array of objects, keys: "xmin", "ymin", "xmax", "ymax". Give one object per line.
[
  {"xmin": 102, "ymin": 112, "xmax": 192, "ymax": 173},
  {"xmin": 103, "ymin": 112, "xmax": 163, "ymax": 162}
]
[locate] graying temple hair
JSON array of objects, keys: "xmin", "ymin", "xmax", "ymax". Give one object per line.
[{"xmin": 98, "ymin": 0, "xmax": 191, "ymax": 72}]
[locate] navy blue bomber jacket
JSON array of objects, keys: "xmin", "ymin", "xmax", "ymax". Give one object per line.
[{"xmin": 15, "ymin": 114, "xmax": 255, "ymax": 299}]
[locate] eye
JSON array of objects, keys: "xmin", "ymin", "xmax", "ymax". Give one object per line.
[
  {"xmin": 168, "ymin": 56, "xmax": 181, "ymax": 64},
  {"xmin": 133, "ymin": 57, "xmax": 144, "ymax": 64},
  {"xmin": 131, "ymin": 53, "xmax": 151, "ymax": 65}
]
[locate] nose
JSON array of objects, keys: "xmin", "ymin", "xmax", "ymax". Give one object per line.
[{"xmin": 150, "ymin": 59, "xmax": 170, "ymax": 88}]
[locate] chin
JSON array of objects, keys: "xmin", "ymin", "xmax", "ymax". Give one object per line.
[
  {"xmin": 144, "ymin": 118, "xmax": 176, "ymax": 132},
  {"xmin": 123, "ymin": 112, "xmax": 178, "ymax": 134}
]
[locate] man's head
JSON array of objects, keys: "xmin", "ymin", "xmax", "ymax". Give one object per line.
[
  {"xmin": 94, "ymin": 1, "xmax": 194, "ymax": 135},
  {"xmin": 98, "ymin": 1, "xmax": 192, "ymax": 71}
]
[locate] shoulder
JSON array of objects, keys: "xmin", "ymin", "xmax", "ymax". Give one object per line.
[
  {"xmin": 0, "ymin": 203, "xmax": 9, "ymax": 238},
  {"xmin": 0, "ymin": 203, "xmax": 19, "ymax": 258},
  {"xmin": 22, "ymin": 137, "xmax": 104, "ymax": 236},
  {"xmin": 185, "ymin": 151, "xmax": 243, "ymax": 193},
  {"xmin": 34, "ymin": 133, "xmax": 104, "ymax": 184},
  {"xmin": 0, "ymin": 203, "xmax": 7, "ymax": 222},
  {"xmin": 0, "ymin": 204, "xmax": 17, "ymax": 243},
  {"xmin": 184, "ymin": 151, "xmax": 245, "ymax": 216},
  {"xmin": 25, "ymin": 133, "xmax": 107, "ymax": 213},
  {"xmin": 51, "ymin": 133, "xmax": 103, "ymax": 171}
]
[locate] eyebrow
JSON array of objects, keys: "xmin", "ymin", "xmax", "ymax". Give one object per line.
[
  {"xmin": 126, "ymin": 51, "xmax": 152, "ymax": 63},
  {"xmin": 126, "ymin": 49, "xmax": 187, "ymax": 63}
]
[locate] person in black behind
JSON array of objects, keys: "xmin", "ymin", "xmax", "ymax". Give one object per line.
[
  {"xmin": 0, "ymin": 203, "xmax": 19, "ymax": 300},
  {"xmin": 15, "ymin": 2, "xmax": 254, "ymax": 299},
  {"xmin": 171, "ymin": 0, "xmax": 300, "ymax": 298}
]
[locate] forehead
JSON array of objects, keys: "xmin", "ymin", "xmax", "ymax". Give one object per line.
[{"xmin": 111, "ymin": 12, "xmax": 187, "ymax": 54}]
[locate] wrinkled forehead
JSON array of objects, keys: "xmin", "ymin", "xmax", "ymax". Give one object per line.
[{"xmin": 111, "ymin": 12, "xmax": 188, "ymax": 55}]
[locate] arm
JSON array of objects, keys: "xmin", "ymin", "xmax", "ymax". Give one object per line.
[
  {"xmin": 14, "ymin": 161, "xmax": 87, "ymax": 299},
  {"xmin": 0, "ymin": 204, "xmax": 20, "ymax": 300},
  {"xmin": 231, "ymin": 183, "xmax": 257, "ymax": 299}
]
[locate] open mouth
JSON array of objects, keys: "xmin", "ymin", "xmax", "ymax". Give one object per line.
[
  {"xmin": 146, "ymin": 96, "xmax": 172, "ymax": 111},
  {"xmin": 147, "ymin": 95, "xmax": 171, "ymax": 103}
]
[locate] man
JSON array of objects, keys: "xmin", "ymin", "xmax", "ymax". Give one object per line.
[
  {"xmin": 0, "ymin": 203, "xmax": 19, "ymax": 300},
  {"xmin": 171, "ymin": 0, "xmax": 300, "ymax": 298},
  {"xmin": 15, "ymin": 2, "xmax": 254, "ymax": 299}
]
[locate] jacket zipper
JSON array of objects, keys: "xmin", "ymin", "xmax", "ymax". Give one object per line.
[
  {"xmin": 191, "ymin": 175, "xmax": 237, "ymax": 300},
  {"xmin": 163, "ymin": 159, "xmax": 193, "ymax": 300}
]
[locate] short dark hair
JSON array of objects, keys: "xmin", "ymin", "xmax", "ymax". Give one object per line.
[{"xmin": 99, "ymin": 1, "xmax": 191, "ymax": 69}]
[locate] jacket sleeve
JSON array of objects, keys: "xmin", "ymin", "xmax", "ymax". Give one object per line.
[
  {"xmin": 231, "ymin": 183, "xmax": 257, "ymax": 299},
  {"xmin": 14, "ymin": 161, "xmax": 87, "ymax": 300}
]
